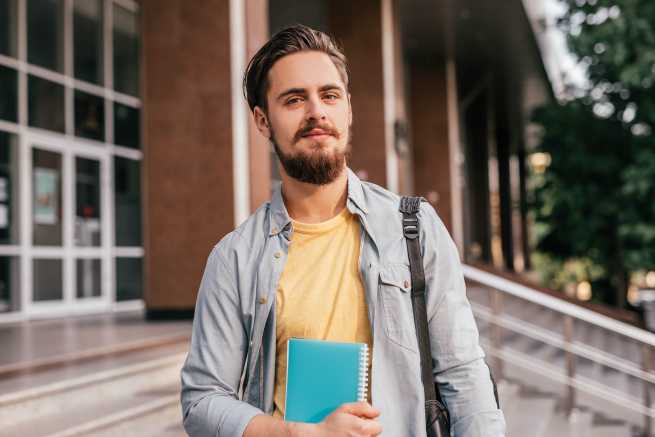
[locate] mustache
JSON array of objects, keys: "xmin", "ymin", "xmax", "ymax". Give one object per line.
[{"xmin": 293, "ymin": 121, "xmax": 340, "ymax": 143}]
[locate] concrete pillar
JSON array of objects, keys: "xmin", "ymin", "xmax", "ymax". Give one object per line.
[
  {"xmin": 389, "ymin": 0, "xmax": 413, "ymax": 196},
  {"xmin": 407, "ymin": 0, "xmax": 464, "ymax": 249},
  {"xmin": 329, "ymin": 0, "xmax": 388, "ymax": 188},
  {"xmin": 409, "ymin": 61, "xmax": 455, "ymax": 233},
  {"xmin": 462, "ymin": 92, "xmax": 492, "ymax": 263},
  {"xmin": 142, "ymin": 0, "xmax": 236, "ymax": 314},
  {"xmin": 245, "ymin": 0, "xmax": 272, "ymax": 210}
]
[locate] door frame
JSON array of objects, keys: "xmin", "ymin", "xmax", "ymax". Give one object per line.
[{"xmin": 21, "ymin": 129, "xmax": 114, "ymax": 317}]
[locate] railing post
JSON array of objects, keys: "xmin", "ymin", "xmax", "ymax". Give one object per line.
[
  {"xmin": 491, "ymin": 289, "xmax": 504, "ymax": 381},
  {"xmin": 642, "ymin": 344, "xmax": 652, "ymax": 436},
  {"xmin": 563, "ymin": 315, "xmax": 576, "ymax": 417}
]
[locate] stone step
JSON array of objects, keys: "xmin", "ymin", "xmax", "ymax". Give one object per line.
[
  {"xmin": 0, "ymin": 341, "xmax": 189, "ymax": 397},
  {"xmin": 560, "ymin": 408, "xmax": 594, "ymax": 437},
  {"xmin": 80, "ymin": 401, "xmax": 185, "ymax": 437},
  {"xmin": 497, "ymin": 380, "xmax": 520, "ymax": 423},
  {"xmin": 504, "ymin": 396, "xmax": 557, "ymax": 437},
  {"xmin": 591, "ymin": 424, "xmax": 633, "ymax": 437},
  {"xmin": 0, "ymin": 352, "xmax": 186, "ymax": 437},
  {"xmin": 0, "ymin": 315, "xmax": 191, "ymax": 379}
]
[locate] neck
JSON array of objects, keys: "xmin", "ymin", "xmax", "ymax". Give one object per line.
[{"xmin": 280, "ymin": 166, "xmax": 348, "ymax": 223}]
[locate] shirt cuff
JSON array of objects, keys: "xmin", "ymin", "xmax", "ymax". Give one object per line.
[{"xmin": 220, "ymin": 401, "xmax": 266, "ymax": 437}]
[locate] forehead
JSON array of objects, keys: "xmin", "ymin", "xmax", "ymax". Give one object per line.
[{"xmin": 267, "ymin": 51, "xmax": 345, "ymax": 93}]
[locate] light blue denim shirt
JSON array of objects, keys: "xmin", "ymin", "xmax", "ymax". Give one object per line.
[{"xmin": 181, "ymin": 168, "xmax": 506, "ymax": 436}]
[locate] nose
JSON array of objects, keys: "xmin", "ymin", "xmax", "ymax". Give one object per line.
[{"xmin": 305, "ymin": 95, "xmax": 327, "ymax": 121}]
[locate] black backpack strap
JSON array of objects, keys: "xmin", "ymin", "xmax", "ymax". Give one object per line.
[
  {"xmin": 400, "ymin": 197, "xmax": 500, "ymax": 426},
  {"xmin": 400, "ymin": 196, "xmax": 450, "ymax": 435}
]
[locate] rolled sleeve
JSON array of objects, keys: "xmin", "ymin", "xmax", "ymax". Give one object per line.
[
  {"xmin": 183, "ymin": 394, "xmax": 263, "ymax": 437},
  {"xmin": 420, "ymin": 203, "xmax": 506, "ymax": 437},
  {"xmin": 181, "ymin": 246, "xmax": 264, "ymax": 436}
]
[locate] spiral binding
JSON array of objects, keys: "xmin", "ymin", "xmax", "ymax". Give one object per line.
[{"xmin": 357, "ymin": 344, "xmax": 369, "ymax": 402}]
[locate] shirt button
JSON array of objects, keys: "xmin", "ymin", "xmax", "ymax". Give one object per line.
[
  {"xmin": 274, "ymin": 251, "xmax": 282, "ymax": 259},
  {"xmin": 404, "ymin": 280, "xmax": 410, "ymax": 289},
  {"xmin": 259, "ymin": 296, "xmax": 268, "ymax": 304}
]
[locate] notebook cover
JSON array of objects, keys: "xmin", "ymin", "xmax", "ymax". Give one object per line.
[{"xmin": 284, "ymin": 338, "xmax": 369, "ymax": 423}]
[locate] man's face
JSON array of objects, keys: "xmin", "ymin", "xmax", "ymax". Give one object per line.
[{"xmin": 253, "ymin": 50, "xmax": 352, "ymax": 185}]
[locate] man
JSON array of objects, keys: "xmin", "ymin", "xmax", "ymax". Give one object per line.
[{"xmin": 181, "ymin": 24, "xmax": 505, "ymax": 437}]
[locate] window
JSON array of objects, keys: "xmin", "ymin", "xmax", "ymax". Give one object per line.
[
  {"xmin": 114, "ymin": 102, "xmax": 139, "ymax": 148},
  {"xmin": 74, "ymin": 0, "xmax": 103, "ymax": 84},
  {"xmin": 74, "ymin": 90, "xmax": 105, "ymax": 141},
  {"xmin": 0, "ymin": 0, "xmax": 18, "ymax": 58},
  {"xmin": 33, "ymin": 258, "xmax": 63, "ymax": 301},
  {"xmin": 116, "ymin": 257, "xmax": 142, "ymax": 301},
  {"xmin": 76, "ymin": 258, "xmax": 101, "ymax": 298},
  {"xmin": 28, "ymin": 75, "xmax": 65, "ymax": 133},
  {"xmin": 0, "ymin": 66, "xmax": 17, "ymax": 123},
  {"xmin": 75, "ymin": 157, "xmax": 101, "ymax": 246},
  {"xmin": 0, "ymin": 256, "xmax": 18, "ymax": 312},
  {"xmin": 113, "ymin": 4, "xmax": 139, "ymax": 96},
  {"xmin": 27, "ymin": 0, "xmax": 64, "ymax": 72},
  {"xmin": 0, "ymin": 132, "xmax": 19, "ymax": 244},
  {"xmin": 114, "ymin": 157, "xmax": 141, "ymax": 246},
  {"xmin": 32, "ymin": 149, "xmax": 62, "ymax": 246}
]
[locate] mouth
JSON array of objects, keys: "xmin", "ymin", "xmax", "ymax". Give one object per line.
[{"xmin": 301, "ymin": 129, "xmax": 333, "ymax": 139}]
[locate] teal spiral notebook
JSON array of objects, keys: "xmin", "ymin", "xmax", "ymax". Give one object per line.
[{"xmin": 284, "ymin": 338, "xmax": 370, "ymax": 423}]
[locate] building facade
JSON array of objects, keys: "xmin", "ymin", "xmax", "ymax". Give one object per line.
[
  {"xmin": 0, "ymin": 0, "xmax": 553, "ymax": 321},
  {"xmin": 0, "ymin": 0, "xmax": 142, "ymax": 321}
]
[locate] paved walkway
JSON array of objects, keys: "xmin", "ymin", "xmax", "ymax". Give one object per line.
[{"xmin": 0, "ymin": 311, "xmax": 192, "ymax": 374}]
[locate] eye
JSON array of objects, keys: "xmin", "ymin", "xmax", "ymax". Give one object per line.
[
  {"xmin": 323, "ymin": 93, "xmax": 339, "ymax": 100},
  {"xmin": 285, "ymin": 97, "xmax": 303, "ymax": 105}
]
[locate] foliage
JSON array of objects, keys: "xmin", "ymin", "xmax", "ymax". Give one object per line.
[
  {"xmin": 531, "ymin": 252, "xmax": 605, "ymax": 300},
  {"xmin": 530, "ymin": 0, "xmax": 655, "ymax": 307}
]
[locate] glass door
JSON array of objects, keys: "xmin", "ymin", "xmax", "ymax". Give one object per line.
[
  {"xmin": 31, "ymin": 146, "xmax": 64, "ymax": 306},
  {"xmin": 26, "ymin": 134, "xmax": 110, "ymax": 316},
  {"xmin": 74, "ymin": 155, "xmax": 103, "ymax": 300},
  {"xmin": 0, "ymin": 132, "xmax": 21, "ymax": 314}
]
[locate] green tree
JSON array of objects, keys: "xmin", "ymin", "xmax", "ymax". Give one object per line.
[{"xmin": 531, "ymin": 0, "xmax": 655, "ymax": 307}]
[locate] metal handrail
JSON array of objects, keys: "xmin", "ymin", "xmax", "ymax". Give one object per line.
[
  {"xmin": 471, "ymin": 303, "xmax": 655, "ymax": 384},
  {"xmin": 464, "ymin": 265, "xmax": 655, "ymax": 346},
  {"xmin": 480, "ymin": 338, "xmax": 655, "ymax": 418},
  {"xmin": 464, "ymin": 264, "xmax": 655, "ymax": 433}
]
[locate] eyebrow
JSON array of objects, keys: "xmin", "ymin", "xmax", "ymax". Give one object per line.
[{"xmin": 276, "ymin": 84, "xmax": 345, "ymax": 101}]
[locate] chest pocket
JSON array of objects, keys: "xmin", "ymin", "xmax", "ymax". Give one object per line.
[{"xmin": 378, "ymin": 263, "xmax": 418, "ymax": 353}]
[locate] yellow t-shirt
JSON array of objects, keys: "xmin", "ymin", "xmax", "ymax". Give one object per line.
[{"xmin": 273, "ymin": 207, "xmax": 372, "ymax": 418}]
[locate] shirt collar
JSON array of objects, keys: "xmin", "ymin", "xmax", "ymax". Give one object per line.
[
  {"xmin": 268, "ymin": 167, "xmax": 368, "ymax": 237},
  {"xmin": 345, "ymin": 167, "xmax": 368, "ymax": 215}
]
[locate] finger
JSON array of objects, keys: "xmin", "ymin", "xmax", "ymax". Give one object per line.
[
  {"xmin": 354, "ymin": 417, "xmax": 383, "ymax": 435},
  {"xmin": 338, "ymin": 402, "xmax": 380, "ymax": 418},
  {"xmin": 356, "ymin": 405, "xmax": 380, "ymax": 419},
  {"xmin": 336, "ymin": 402, "xmax": 366, "ymax": 413}
]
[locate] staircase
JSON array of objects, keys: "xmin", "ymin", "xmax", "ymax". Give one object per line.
[
  {"xmin": 498, "ymin": 379, "xmax": 634, "ymax": 436},
  {"xmin": 0, "ymin": 325, "xmax": 190, "ymax": 437},
  {"xmin": 3, "ymin": 270, "xmax": 653, "ymax": 436},
  {"xmin": 465, "ymin": 265, "xmax": 653, "ymax": 437}
]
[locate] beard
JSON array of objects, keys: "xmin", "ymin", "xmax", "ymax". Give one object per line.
[{"xmin": 271, "ymin": 122, "xmax": 351, "ymax": 186}]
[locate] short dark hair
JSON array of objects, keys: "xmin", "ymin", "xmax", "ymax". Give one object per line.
[{"xmin": 243, "ymin": 24, "xmax": 350, "ymax": 112}]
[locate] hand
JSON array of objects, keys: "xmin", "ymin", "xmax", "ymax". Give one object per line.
[{"xmin": 314, "ymin": 402, "xmax": 382, "ymax": 436}]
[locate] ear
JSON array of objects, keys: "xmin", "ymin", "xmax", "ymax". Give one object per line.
[
  {"xmin": 347, "ymin": 93, "xmax": 353, "ymax": 126},
  {"xmin": 253, "ymin": 106, "xmax": 271, "ymax": 139}
]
